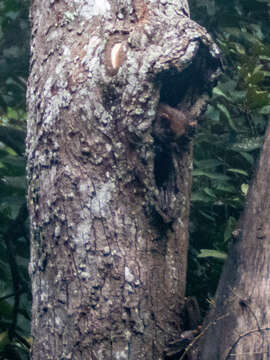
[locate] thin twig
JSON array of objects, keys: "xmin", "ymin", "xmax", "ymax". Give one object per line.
[
  {"xmin": 179, "ymin": 313, "xmax": 230, "ymax": 360},
  {"xmin": 225, "ymin": 327, "xmax": 270, "ymax": 359}
]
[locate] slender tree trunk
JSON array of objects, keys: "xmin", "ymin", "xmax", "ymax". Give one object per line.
[
  {"xmin": 27, "ymin": 1, "xmax": 219, "ymax": 359},
  {"xmin": 199, "ymin": 122, "xmax": 270, "ymax": 359}
]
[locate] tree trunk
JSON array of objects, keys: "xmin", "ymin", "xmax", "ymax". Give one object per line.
[
  {"xmin": 26, "ymin": 1, "xmax": 219, "ymax": 359},
  {"xmin": 199, "ymin": 122, "xmax": 270, "ymax": 359}
]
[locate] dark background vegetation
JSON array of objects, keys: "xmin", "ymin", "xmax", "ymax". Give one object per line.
[{"xmin": 0, "ymin": 0, "xmax": 269, "ymax": 358}]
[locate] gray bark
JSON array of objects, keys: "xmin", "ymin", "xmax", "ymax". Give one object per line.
[
  {"xmin": 199, "ymin": 123, "xmax": 270, "ymax": 359},
  {"xmin": 27, "ymin": 1, "xmax": 220, "ymax": 359}
]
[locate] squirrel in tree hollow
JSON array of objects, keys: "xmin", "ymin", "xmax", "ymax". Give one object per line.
[
  {"xmin": 155, "ymin": 103, "xmax": 196, "ymax": 141},
  {"xmin": 153, "ymin": 103, "xmax": 196, "ymax": 189}
]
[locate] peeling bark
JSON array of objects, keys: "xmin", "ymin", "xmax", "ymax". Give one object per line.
[{"xmin": 27, "ymin": 1, "xmax": 220, "ymax": 359}]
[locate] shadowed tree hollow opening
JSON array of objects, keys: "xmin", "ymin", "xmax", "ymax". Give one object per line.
[
  {"xmin": 158, "ymin": 44, "xmax": 217, "ymax": 107},
  {"xmin": 154, "ymin": 43, "xmax": 217, "ymax": 190}
]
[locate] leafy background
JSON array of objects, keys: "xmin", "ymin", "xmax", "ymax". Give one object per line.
[
  {"xmin": 0, "ymin": 0, "xmax": 269, "ymax": 358},
  {"xmin": 188, "ymin": 0, "xmax": 270, "ymax": 311},
  {"xmin": 0, "ymin": 0, "xmax": 30, "ymax": 358}
]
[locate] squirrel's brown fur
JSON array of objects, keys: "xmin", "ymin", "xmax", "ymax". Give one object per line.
[{"xmin": 156, "ymin": 103, "xmax": 196, "ymax": 140}]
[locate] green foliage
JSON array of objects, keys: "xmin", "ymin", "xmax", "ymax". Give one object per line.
[
  {"xmin": 198, "ymin": 249, "xmax": 227, "ymax": 261},
  {"xmin": 188, "ymin": 0, "xmax": 270, "ymax": 308},
  {"xmin": 0, "ymin": 0, "xmax": 30, "ymax": 358},
  {"xmin": 0, "ymin": 0, "xmax": 29, "ymax": 113}
]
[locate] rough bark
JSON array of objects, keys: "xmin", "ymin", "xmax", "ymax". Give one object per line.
[
  {"xmin": 199, "ymin": 122, "xmax": 270, "ymax": 360},
  {"xmin": 26, "ymin": 1, "xmax": 220, "ymax": 359}
]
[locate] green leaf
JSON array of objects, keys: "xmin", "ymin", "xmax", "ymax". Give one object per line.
[
  {"xmin": 191, "ymin": 192, "xmax": 212, "ymax": 203},
  {"xmin": 212, "ymin": 87, "xmax": 230, "ymax": 100},
  {"xmin": 215, "ymin": 184, "xmax": 236, "ymax": 193},
  {"xmin": 198, "ymin": 249, "xmax": 227, "ymax": 261},
  {"xmin": 234, "ymin": 42, "xmax": 246, "ymax": 55},
  {"xmin": 198, "ymin": 210, "xmax": 216, "ymax": 222},
  {"xmin": 194, "ymin": 159, "xmax": 222, "ymax": 169},
  {"xmin": 192, "ymin": 170, "xmax": 230, "ymax": 181},
  {"xmin": 241, "ymin": 183, "xmax": 249, "ymax": 195},
  {"xmin": 217, "ymin": 103, "xmax": 238, "ymax": 131},
  {"xmin": 231, "ymin": 137, "xmax": 264, "ymax": 152},
  {"xmin": 205, "ymin": 104, "xmax": 220, "ymax": 122},
  {"xmin": 2, "ymin": 176, "xmax": 26, "ymax": 190},
  {"xmin": 0, "ymin": 156, "xmax": 25, "ymax": 176},
  {"xmin": 203, "ymin": 187, "xmax": 217, "ymax": 198},
  {"xmin": 259, "ymin": 105, "xmax": 270, "ymax": 114},
  {"xmin": 238, "ymin": 152, "xmax": 254, "ymax": 164},
  {"xmin": 227, "ymin": 168, "xmax": 249, "ymax": 176},
  {"xmin": 247, "ymin": 88, "xmax": 269, "ymax": 109}
]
